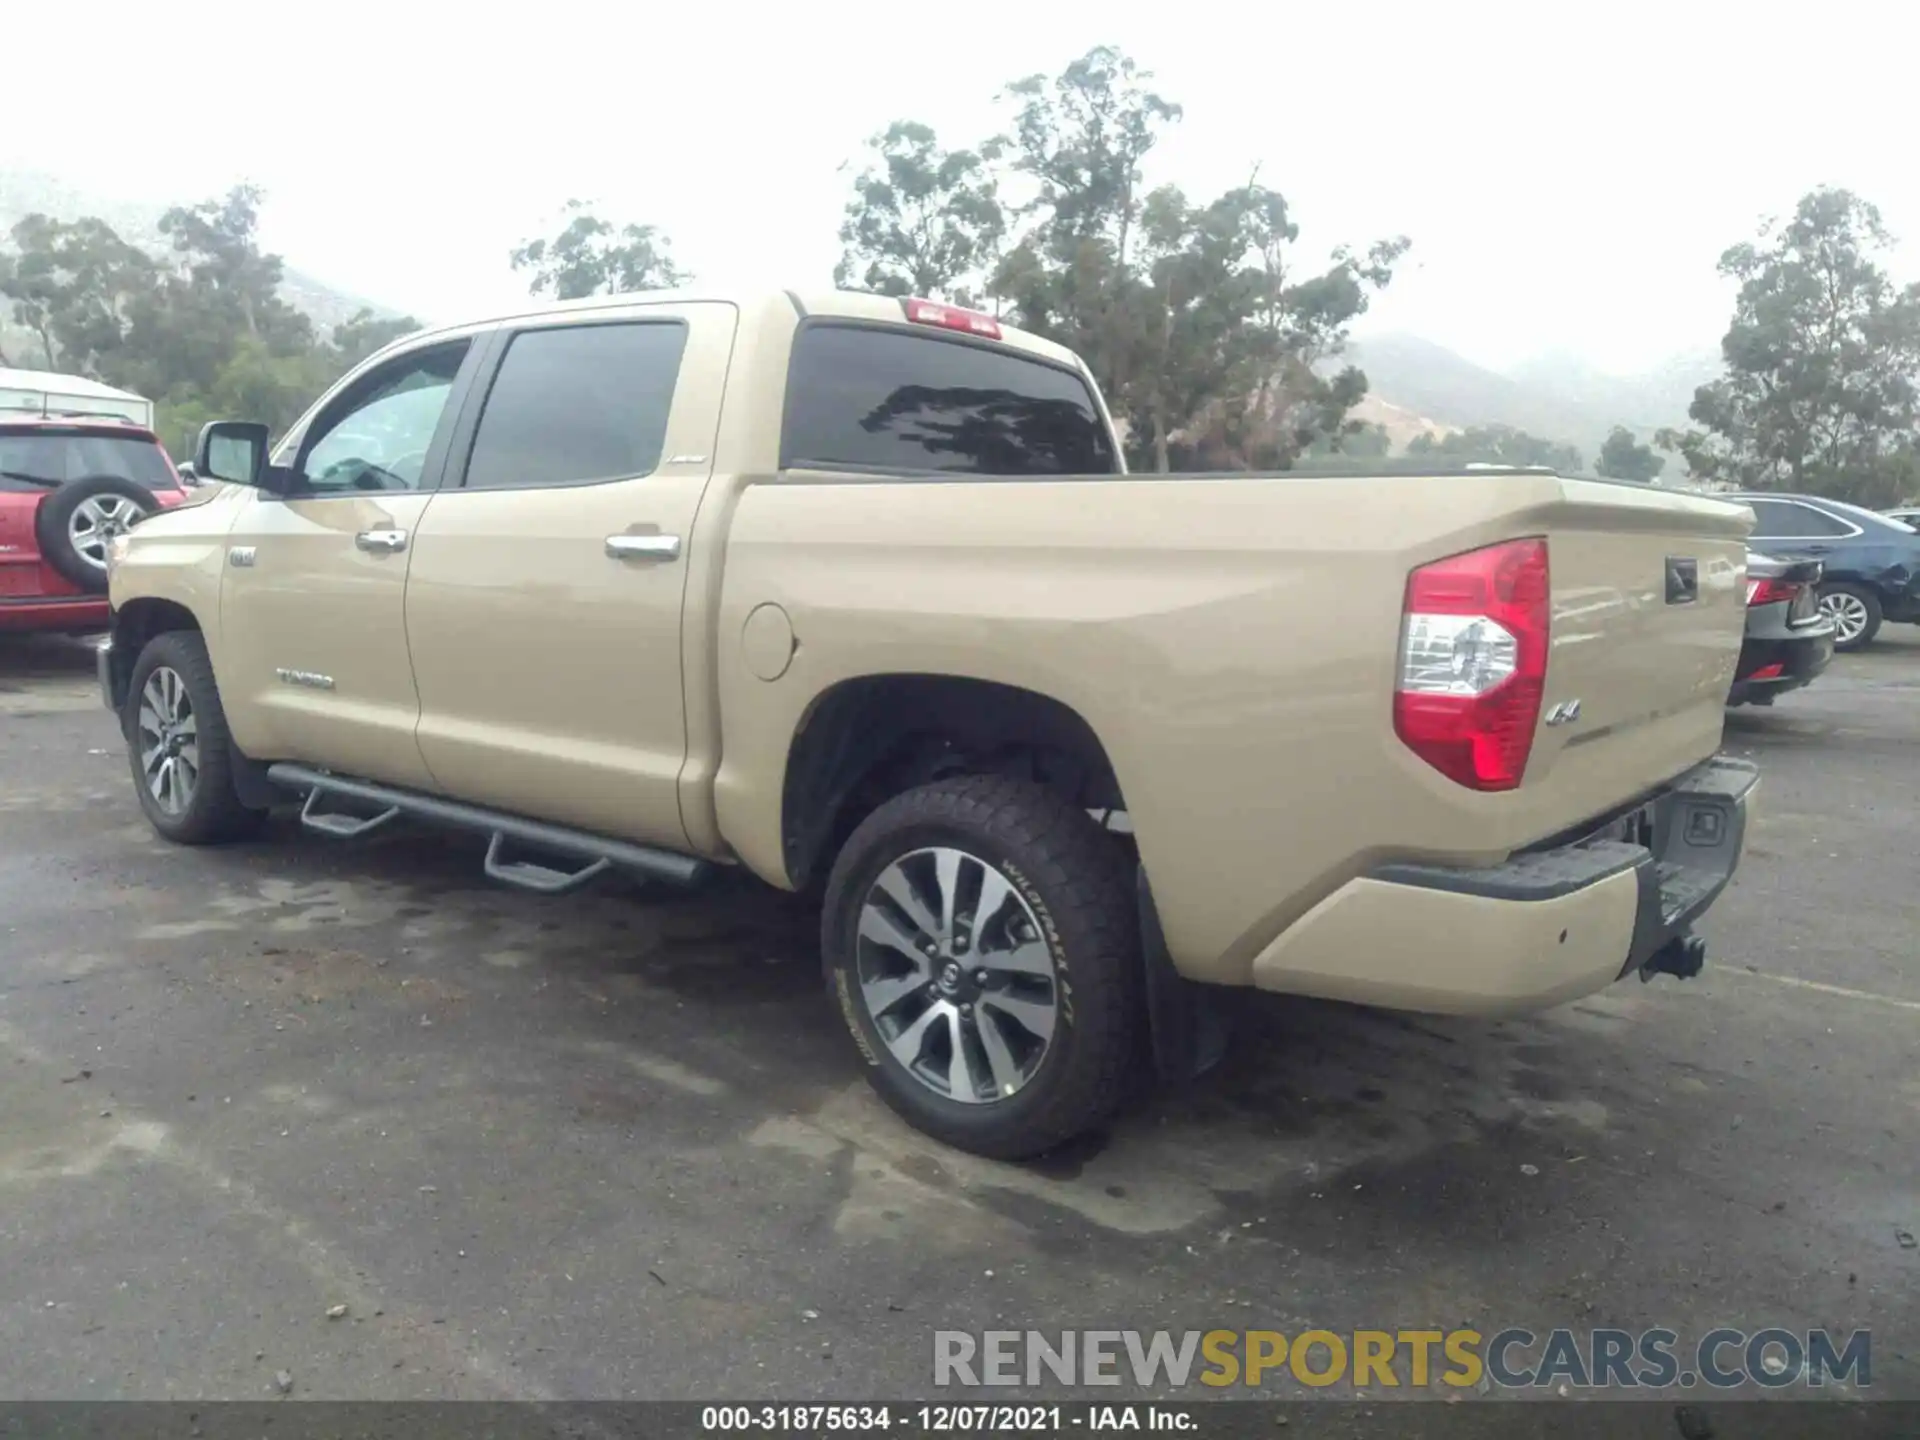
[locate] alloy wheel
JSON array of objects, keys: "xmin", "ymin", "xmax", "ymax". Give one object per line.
[
  {"xmin": 1818, "ymin": 591, "xmax": 1870, "ymax": 646},
  {"xmin": 69, "ymin": 494, "xmax": 141, "ymax": 570},
  {"xmin": 854, "ymin": 846, "xmax": 1060, "ymax": 1104},
  {"xmin": 136, "ymin": 666, "xmax": 199, "ymax": 815}
]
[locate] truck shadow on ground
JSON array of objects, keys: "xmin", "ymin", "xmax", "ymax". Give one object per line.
[
  {"xmin": 0, "ymin": 633, "xmax": 103, "ymax": 686},
  {"xmin": 147, "ymin": 809, "xmax": 1738, "ymax": 1257},
  {"xmin": 1723, "ymin": 708, "xmax": 1842, "ymax": 745}
]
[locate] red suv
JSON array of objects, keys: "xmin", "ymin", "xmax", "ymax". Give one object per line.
[{"xmin": 0, "ymin": 416, "xmax": 190, "ymax": 633}]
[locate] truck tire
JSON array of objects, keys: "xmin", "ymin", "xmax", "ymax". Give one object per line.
[
  {"xmin": 1817, "ymin": 582, "xmax": 1882, "ymax": 651},
  {"xmin": 821, "ymin": 774, "xmax": 1142, "ymax": 1159},
  {"xmin": 34, "ymin": 474, "xmax": 158, "ymax": 593},
  {"xmin": 124, "ymin": 630, "xmax": 269, "ymax": 845}
]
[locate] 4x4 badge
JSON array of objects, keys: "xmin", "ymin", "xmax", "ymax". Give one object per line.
[{"xmin": 1544, "ymin": 699, "xmax": 1583, "ymax": 726}]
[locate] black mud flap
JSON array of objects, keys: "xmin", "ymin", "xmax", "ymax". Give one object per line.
[{"xmin": 1138, "ymin": 868, "xmax": 1226, "ymax": 1084}]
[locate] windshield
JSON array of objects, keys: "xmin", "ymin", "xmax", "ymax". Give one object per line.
[{"xmin": 0, "ymin": 429, "xmax": 180, "ymax": 491}]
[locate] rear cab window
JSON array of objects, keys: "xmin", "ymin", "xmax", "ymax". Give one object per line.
[
  {"xmin": 0, "ymin": 427, "xmax": 180, "ymax": 493},
  {"xmin": 780, "ymin": 323, "xmax": 1118, "ymax": 476}
]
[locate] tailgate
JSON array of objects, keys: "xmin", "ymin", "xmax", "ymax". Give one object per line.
[{"xmin": 1526, "ymin": 479, "xmax": 1751, "ymax": 816}]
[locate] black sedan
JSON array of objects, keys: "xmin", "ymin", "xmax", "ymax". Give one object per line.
[
  {"xmin": 1729, "ymin": 552, "xmax": 1835, "ymax": 707},
  {"xmin": 1732, "ymin": 492, "xmax": 1920, "ymax": 650}
]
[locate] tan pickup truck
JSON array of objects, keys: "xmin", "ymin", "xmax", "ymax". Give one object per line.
[{"xmin": 99, "ymin": 288, "xmax": 1759, "ymax": 1157}]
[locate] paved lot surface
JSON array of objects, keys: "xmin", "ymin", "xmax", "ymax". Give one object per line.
[{"xmin": 0, "ymin": 630, "xmax": 1914, "ymax": 1403}]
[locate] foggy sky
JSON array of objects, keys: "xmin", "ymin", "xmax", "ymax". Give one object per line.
[{"xmin": 10, "ymin": 0, "xmax": 1916, "ymax": 375}]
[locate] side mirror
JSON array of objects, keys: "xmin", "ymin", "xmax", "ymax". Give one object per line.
[{"xmin": 194, "ymin": 421, "xmax": 271, "ymax": 486}]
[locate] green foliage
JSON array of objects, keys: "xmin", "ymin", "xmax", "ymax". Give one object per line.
[
  {"xmin": 0, "ymin": 186, "xmax": 421, "ymax": 456},
  {"xmin": 834, "ymin": 122, "xmax": 1006, "ymax": 305},
  {"xmin": 510, "ymin": 201, "xmax": 688, "ymax": 300},
  {"xmin": 839, "ymin": 46, "xmax": 1408, "ymax": 471},
  {"xmin": 1595, "ymin": 425, "xmax": 1664, "ymax": 481},
  {"xmin": 1668, "ymin": 188, "xmax": 1920, "ymax": 506},
  {"xmin": 332, "ymin": 308, "xmax": 422, "ymax": 367},
  {"xmin": 1408, "ymin": 425, "xmax": 1583, "ymax": 472},
  {"xmin": 990, "ymin": 46, "xmax": 1184, "ymax": 407},
  {"xmin": 1, "ymin": 214, "xmax": 154, "ymax": 373}
]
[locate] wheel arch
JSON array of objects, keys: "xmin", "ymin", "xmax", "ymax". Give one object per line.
[
  {"xmin": 105, "ymin": 597, "xmax": 203, "ymax": 708},
  {"xmin": 110, "ymin": 601, "xmax": 279, "ymax": 811},
  {"xmin": 779, "ymin": 673, "xmax": 1128, "ymax": 894}
]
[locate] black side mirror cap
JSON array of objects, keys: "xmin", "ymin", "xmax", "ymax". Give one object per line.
[{"xmin": 194, "ymin": 421, "xmax": 271, "ymax": 487}]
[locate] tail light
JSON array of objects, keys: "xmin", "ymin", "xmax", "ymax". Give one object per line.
[
  {"xmin": 902, "ymin": 297, "xmax": 1002, "ymax": 340},
  {"xmin": 1394, "ymin": 538, "xmax": 1550, "ymax": 792},
  {"xmin": 1745, "ymin": 577, "xmax": 1801, "ymax": 607}
]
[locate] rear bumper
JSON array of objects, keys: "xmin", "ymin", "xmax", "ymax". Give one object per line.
[
  {"xmin": 1249, "ymin": 755, "xmax": 1759, "ymax": 1015},
  {"xmin": 1728, "ymin": 627, "xmax": 1834, "ymax": 705},
  {"xmin": 1879, "ymin": 574, "xmax": 1920, "ymax": 623},
  {"xmin": 0, "ymin": 595, "xmax": 110, "ymax": 633}
]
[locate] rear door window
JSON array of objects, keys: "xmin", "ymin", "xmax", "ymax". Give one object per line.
[
  {"xmin": 460, "ymin": 322, "xmax": 689, "ymax": 490},
  {"xmin": 781, "ymin": 323, "xmax": 1117, "ymax": 476},
  {"xmin": 1744, "ymin": 500, "xmax": 1793, "ymax": 538},
  {"xmin": 1776, "ymin": 502, "xmax": 1855, "ymax": 536}
]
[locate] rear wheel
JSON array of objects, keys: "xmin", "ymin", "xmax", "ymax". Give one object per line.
[
  {"xmin": 821, "ymin": 775, "xmax": 1141, "ymax": 1159},
  {"xmin": 1818, "ymin": 582, "xmax": 1882, "ymax": 651},
  {"xmin": 124, "ymin": 630, "xmax": 268, "ymax": 844}
]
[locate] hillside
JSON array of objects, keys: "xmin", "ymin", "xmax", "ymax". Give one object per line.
[
  {"xmin": 1345, "ymin": 332, "xmax": 1720, "ymax": 459},
  {"xmin": 0, "ymin": 169, "xmax": 404, "ymax": 349},
  {"xmin": 1348, "ymin": 392, "xmax": 1456, "ymax": 450}
]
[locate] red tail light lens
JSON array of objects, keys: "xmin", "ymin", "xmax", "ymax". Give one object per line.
[
  {"xmin": 1394, "ymin": 538, "xmax": 1550, "ymax": 791},
  {"xmin": 1745, "ymin": 577, "xmax": 1801, "ymax": 607},
  {"xmin": 902, "ymin": 297, "xmax": 1002, "ymax": 340}
]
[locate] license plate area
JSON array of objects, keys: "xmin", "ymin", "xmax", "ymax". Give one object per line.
[{"xmin": 1593, "ymin": 801, "xmax": 1656, "ymax": 850}]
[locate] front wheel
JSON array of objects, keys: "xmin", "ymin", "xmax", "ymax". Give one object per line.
[
  {"xmin": 821, "ymin": 775, "xmax": 1142, "ymax": 1159},
  {"xmin": 124, "ymin": 630, "xmax": 268, "ymax": 844},
  {"xmin": 1818, "ymin": 582, "xmax": 1882, "ymax": 652}
]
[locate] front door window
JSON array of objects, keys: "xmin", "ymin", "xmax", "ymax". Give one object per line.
[{"xmin": 295, "ymin": 342, "xmax": 470, "ymax": 495}]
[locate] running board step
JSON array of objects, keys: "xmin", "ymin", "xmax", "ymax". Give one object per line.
[
  {"xmin": 267, "ymin": 763, "xmax": 711, "ymax": 892},
  {"xmin": 483, "ymin": 833, "xmax": 610, "ymax": 895},
  {"xmin": 301, "ymin": 786, "xmax": 400, "ymax": 839}
]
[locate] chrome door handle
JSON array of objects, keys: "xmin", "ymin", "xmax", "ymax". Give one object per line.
[
  {"xmin": 605, "ymin": 533, "xmax": 682, "ymax": 561},
  {"xmin": 355, "ymin": 528, "xmax": 409, "ymax": 553}
]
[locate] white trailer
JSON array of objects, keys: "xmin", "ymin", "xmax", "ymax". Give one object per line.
[{"xmin": 0, "ymin": 366, "xmax": 154, "ymax": 428}]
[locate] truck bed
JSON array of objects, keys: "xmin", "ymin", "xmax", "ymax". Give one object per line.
[{"xmin": 715, "ymin": 464, "xmax": 1752, "ymax": 982}]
